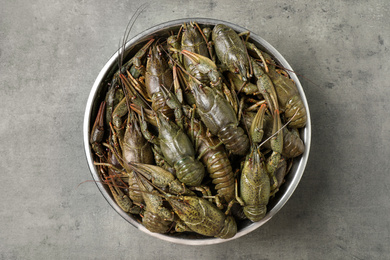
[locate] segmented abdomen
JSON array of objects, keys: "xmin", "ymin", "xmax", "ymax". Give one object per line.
[
  {"xmin": 175, "ymin": 156, "xmax": 205, "ymax": 187},
  {"xmin": 282, "ymin": 127, "xmax": 305, "ymax": 158},
  {"xmin": 217, "ymin": 216, "xmax": 237, "ymax": 239},
  {"xmin": 270, "ymin": 70, "xmax": 307, "ymax": 128},
  {"xmin": 202, "ymin": 147, "xmax": 235, "ymax": 202},
  {"xmin": 285, "ymin": 95, "xmax": 307, "ymax": 128},
  {"xmin": 243, "ymin": 205, "xmax": 267, "ymax": 222},
  {"xmin": 185, "ymin": 116, "xmax": 235, "ymax": 202},
  {"xmin": 218, "ymin": 124, "xmax": 249, "ymax": 156},
  {"xmin": 142, "ymin": 210, "xmax": 172, "ymax": 234}
]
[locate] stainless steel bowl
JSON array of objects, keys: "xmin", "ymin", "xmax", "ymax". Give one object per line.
[{"xmin": 83, "ymin": 18, "xmax": 311, "ymax": 245}]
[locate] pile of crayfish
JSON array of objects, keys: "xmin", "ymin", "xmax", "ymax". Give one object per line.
[{"xmin": 90, "ymin": 22, "xmax": 306, "ymax": 239}]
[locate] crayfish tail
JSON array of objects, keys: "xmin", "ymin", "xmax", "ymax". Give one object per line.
[
  {"xmin": 142, "ymin": 211, "xmax": 171, "ymax": 234},
  {"xmin": 285, "ymin": 95, "xmax": 307, "ymax": 128},
  {"xmin": 217, "ymin": 215, "xmax": 237, "ymax": 239},
  {"xmin": 175, "ymin": 157, "xmax": 205, "ymax": 187},
  {"xmin": 219, "ymin": 124, "xmax": 250, "ymax": 156},
  {"xmin": 244, "ymin": 205, "xmax": 267, "ymax": 222}
]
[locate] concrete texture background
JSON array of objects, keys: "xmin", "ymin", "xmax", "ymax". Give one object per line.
[{"xmin": 1, "ymin": 0, "xmax": 389, "ymax": 259}]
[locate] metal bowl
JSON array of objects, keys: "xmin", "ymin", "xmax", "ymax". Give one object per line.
[{"xmin": 83, "ymin": 18, "xmax": 311, "ymax": 245}]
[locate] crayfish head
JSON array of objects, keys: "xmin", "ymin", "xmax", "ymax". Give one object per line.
[
  {"xmin": 167, "ymin": 35, "xmax": 179, "ymax": 47},
  {"xmin": 146, "ymin": 44, "xmax": 166, "ymax": 75},
  {"xmin": 156, "ymin": 112, "xmax": 178, "ymax": 138},
  {"xmin": 189, "ymin": 80, "xmax": 214, "ymax": 113},
  {"xmin": 182, "ymin": 23, "xmax": 199, "ymax": 46}
]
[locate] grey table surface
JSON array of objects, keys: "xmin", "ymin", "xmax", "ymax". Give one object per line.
[{"xmin": 1, "ymin": 0, "xmax": 389, "ymax": 259}]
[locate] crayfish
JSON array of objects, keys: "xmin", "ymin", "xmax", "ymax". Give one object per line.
[{"xmin": 89, "ymin": 20, "xmax": 307, "ymax": 239}]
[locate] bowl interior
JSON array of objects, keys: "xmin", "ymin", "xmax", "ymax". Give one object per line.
[{"xmin": 83, "ymin": 18, "xmax": 311, "ymax": 245}]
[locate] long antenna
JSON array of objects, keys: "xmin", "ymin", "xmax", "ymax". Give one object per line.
[{"xmin": 117, "ymin": 4, "xmax": 149, "ymax": 71}]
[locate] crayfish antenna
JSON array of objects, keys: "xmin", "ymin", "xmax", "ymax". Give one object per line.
[{"xmin": 117, "ymin": 4, "xmax": 149, "ymax": 72}]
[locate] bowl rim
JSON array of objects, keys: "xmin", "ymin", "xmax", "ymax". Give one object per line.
[{"xmin": 83, "ymin": 17, "xmax": 311, "ymax": 245}]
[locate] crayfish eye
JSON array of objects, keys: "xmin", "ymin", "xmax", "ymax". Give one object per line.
[
  {"xmin": 234, "ymin": 68, "xmax": 239, "ymax": 74},
  {"xmin": 147, "ymin": 54, "xmax": 151, "ymax": 58}
]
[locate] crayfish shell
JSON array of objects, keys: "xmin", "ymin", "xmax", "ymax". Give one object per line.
[
  {"xmin": 284, "ymin": 95, "xmax": 307, "ymax": 128},
  {"xmin": 218, "ymin": 124, "xmax": 250, "ymax": 156},
  {"xmin": 175, "ymin": 157, "xmax": 205, "ymax": 187},
  {"xmin": 167, "ymin": 195, "xmax": 237, "ymax": 239},
  {"xmin": 243, "ymin": 205, "xmax": 267, "ymax": 222},
  {"xmin": 142, "ymin": 211, "xmax": 172, "ymax": 234},
  {"xmin": 218, "ymin": 216, "xmax": 237, "ymax": 239}
]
